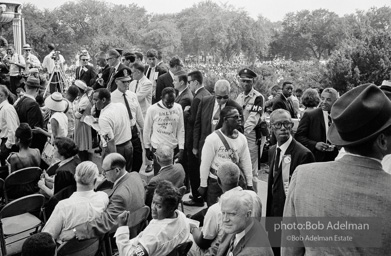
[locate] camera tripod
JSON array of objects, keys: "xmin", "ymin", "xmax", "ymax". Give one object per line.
[{"xmin": 43, "ymin": 60, "xmax": 69, "ymax": 97}]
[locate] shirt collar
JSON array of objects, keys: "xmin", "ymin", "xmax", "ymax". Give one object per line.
[
  {"xmin": 244, "ymin": 88, "xmax": 255, "ymax": 98},
  {"xmin": 234, "ymin": 220, "xmax": 254, "ymax": 247},
  {"xmin": 24, "ymin": 94, "xmax": 36, "ymax": 101},
  {"xmin": 58, "ymin": 156, "xmax": 74, "ymax": 167},
  {"xmin": 278, "ymin": 135, "xmax": 293, "ymax": 154},
  {"xmin": 114, "ymin": 172, "xmax": 127, "ymax": 187},
  {"xmin": 101, "ymin": 102, "xmax": 112, "ymax": 112},
  {"xmin": 0, "ymin": 100, "xmax": 8, "ymax": 108},
  {"xmin": 178, "ymin": 86, "xmax": 188, "ymax": 96},
  {"xmin": 195, "ymin": 86, "xmax": 204, "ymax": 95},
  {"xmin": 169, "ymin": 70, "xmax": 175, "ymax": 80},
  {"xmin": 343, "ymin": 152, "xmax": 382, "ymax": 164}
]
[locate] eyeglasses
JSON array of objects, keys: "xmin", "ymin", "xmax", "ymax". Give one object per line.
[
  {"xmin": 216, "ymin": 95, "xmax": 229, "ymax": 100},
  {"xmin": 102, "ymin": 167, "xmax": 117, "ymax": 176},
  {"xmin": 271, "ymin": 121, "xmax": 294, "ymax": 129},
  {"xmin": 225, "ymin": 115, "xmax": 241, "ymax": 120},
  {"xmin": 81, "ymin": 59, "xmax": 89, "ymax": 61}
]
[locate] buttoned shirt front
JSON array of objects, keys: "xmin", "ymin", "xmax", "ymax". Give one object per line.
[
  {"xmin": 0, "ymin": 100, "xmax": 19, "ymax": 148},
  {"xmin": 8, "ymin": 53, "xmax": 26, "ymax": 76},
  {"xmin": 236, "ymin": 88, "xmax": 263, "ymax": 134},
  {"xmin": 99, "ymin": 102, "xmax": 132, "ymax": 146},
  {"xmin": 276, "ymin": 135, "xmax": 293, "ymax": 165},
  {"xmin": 111, "ymin": 89, "xmax": 144, "ymax": 129}
]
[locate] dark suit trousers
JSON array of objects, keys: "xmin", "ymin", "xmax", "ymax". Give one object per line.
[
  {"xmin": 116, "ymin": 140, "xmax": 133, "ymax": 172},
  {"xmin": 187, "ymin": 151, "xmax": 203, "ymax": 201},
  {"xmin": 131, "ymin": 135, "xmax": 143, "ymax": 173}
]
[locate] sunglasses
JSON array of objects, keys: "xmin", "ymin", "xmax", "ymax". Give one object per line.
[
  {"xmin": 216, "ymin": 95, "xmax": 229, "ymax": 100},
  {"xmin": 25, "ymin": 49, "xmax": 31, "ymax": 52},
  {"xmin": 271, "ymin": 121, "xmax": 294, "ymax": 129},
  {"xmin": 225, "ymin": 115, "xmax": 241, "ymax": 120},
  {"xmin": 81, "ymin": 59, "xmax": 89, "ymax": 61}
]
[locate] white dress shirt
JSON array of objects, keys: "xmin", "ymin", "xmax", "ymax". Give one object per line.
[
  {"xmin": 0, "ymin": 100, "xmax": 20, "ymax": 148},
  {"xmin": 111, "ymin": 89, "xmax": 144, "ymax": 129}
]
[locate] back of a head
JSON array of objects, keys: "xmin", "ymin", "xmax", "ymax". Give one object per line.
[
  {"xmin": 217, "ymin": 162, "xmax": 239, "ymax": 188},
  {"xmin": 22, "ymin": 232, "xmax": 56, "ymax": 256},
  {"xmin": 155, "ymin": 180, "xmax": 181, "ymax": 213},
  {"xmin": 188, "ymin": 70, "xmax": 203, "ymax": 84},
  {"xmin": 75, "ymin": 161, "xmax": 99, "ymax": 186},
  {"xmin": 155, "ymin": 144, "xmax": 173, "ymax": 164},
  {"xmin": 132, "ymin": 61, "xmax": 145, "ymax": 73},
  {"xmin": 107, "ymin": 48, "xmax": 120, "ymax": 58},
  {"xmin": 16, "ymin": 123, "xmax": 33, "ymax": 147},
  {"xmin": 54, "ymin": 137, "xmax": 79, "ymax": 159},
  {"xmin": 105, "ymin": 152, "xmax": 127, "ymax": 171},
  {"xmin": 302, "ymin": 88, "xmax": 320, "ymax": 108}
]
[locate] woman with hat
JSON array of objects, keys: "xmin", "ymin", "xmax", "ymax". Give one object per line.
[
  {"xmin": 74, "ymin": 80, "xmax": 93, "ymax": 161},
  {"xmin": 33, "ymin": 92, "xmax": 68, "ymax": 141}
]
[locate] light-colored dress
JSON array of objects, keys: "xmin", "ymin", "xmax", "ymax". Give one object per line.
[
  {"xmin": 74, "ymin": 93, "xmax": 92, "ymax": 151},
  {"xmin": 48, "ymin": 112, "xmax": 68, "ymax": 141}
]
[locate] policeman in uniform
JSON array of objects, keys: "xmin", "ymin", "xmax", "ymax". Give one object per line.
[{"xmin": 236, "ymin": 68, "xmax": 265, "ymax": 186}]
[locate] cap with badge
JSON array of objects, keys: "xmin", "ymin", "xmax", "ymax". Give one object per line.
[
  {"xmin": 238, "ymin": 68, "xmax": 257, "ymax": 80},
  {"xmin": 115, "ymin": 76, "xmax": 132, "ymax": 82}
]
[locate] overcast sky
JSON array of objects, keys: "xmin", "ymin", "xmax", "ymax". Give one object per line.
[{"xmin": 26, "ymin": 0, "xmax": 391, "ymax": 21}]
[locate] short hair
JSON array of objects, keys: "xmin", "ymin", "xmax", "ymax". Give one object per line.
[
  {"xmin": 282, "ymin": 81, "xmax": 293, "ymax": 88},
  {"xmin": 302, "ymin": 88, "xmax": 320, "ymax": 108},
  {"xmin": 123, "ymin": 52, "xmax": 136, "ymax": 62},
  {"xmin": 322, "ymin": 87, "xmax": 339, "ymax": 99},
  {"xmin": 188, "ymin": 70, "xmax": 203, "ymax": 84},
  {"xmin": 132, "ymin": 62, "xmax": 145, "ymax": 73},
  {"xmin": 214, "ymin": 80, "xmax": 230, "ymax": 93},
  {"xmin": 22, "ymin": 232, "xmax": 56, "ymax": 256},
  {"xmin": 66, "ymin": 85, "xmax": 79, "ymax": 99},
  {"xmin": 94, "ymin": 88, "xmax": 111, "ymax": 101},
  {"xmin": 75, "ymin": 161, "xmax": 99, "ymax": 186},
  {"xmin": 177, "ymin": 74, "xmax": 188, "ymax": 85},
  {"xmin": 95, "ymin": 51, "xmax": 106, "ymax": 59},
  {"xmin": 0, "ymin": 84, "xmax": 9, "ymax": 98},
  {"xmin": 161, "ymin": 87, "xmax": 175, "ymax": 98},
  {"xmin": 15, "ymin": 123, "xmax": 33, "ymax": 147},
  {"xmin": 134, "ymin": 51, "xmax": 143, "ymax": 61},
  {"xmin": 217, "ymin": 162, "xmax": 239, "ymax": 187},
  {"xmin": 154, "ymin": 180, "xmax": 181, "ymax": 212},
  {"xmin": 220, "ymin": 190, "xmax": 253, "ymax": 214},
  {"xmin": 271, "ymin": 85, "xmax": 281, "ymax": 91},
  {"xmin": 220, "ymin": 106, "xmax": 237, "ymax": 120},
  {"xmin": 155, "ymin": 144, "xmax": 173, "ymax": 163},
  {"xmin": 108, "ymin": 153, "xmax": 127, "ymax": 170},
  {"xmin": 295, "ymin": 88, "xmax": 303, "ymax": 95},
  {"xmin": 48, "ymin": 43, "xmax": 55, "ymax": 51},
  {"xmin": 54, "ymin": 137, "xmax": 79, "ymax": 159},
  {"xmin": 107, "ymin": 49, "xmax": 120, "ymax": 58},
  {"xmin": 79, "ymin": 52, "xmax": 88, "ymax": 59},
  {"xmin": 146, "ymin": 49, "xmax": 158, "ymax": 58},
  {"xmin": 270, "ymin": 109, "xmax": 291, "ymax": 123}
]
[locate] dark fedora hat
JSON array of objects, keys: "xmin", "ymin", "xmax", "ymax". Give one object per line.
[{"xmin": 328, "ymin": 84, "xmax": 391, "ymax": 146}]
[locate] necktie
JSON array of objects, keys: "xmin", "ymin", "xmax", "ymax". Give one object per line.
[
  {"xmin": 123, "ymin": 93, "xmax": 133, "ymax": 120},
  {"xmin": 273, "ymin": 147, "xmax": 281, "ymax": 178},
  {"xmin": 135, "ymin": 80, "xmax": 139, "ymax": 93},
  {"xmin": 227, "ymin": 236, "xmax": 235, "ymax": 256},
  {"xmin": 146, "ymin": 67, "xmax": 152, "ymax": 80},
  {"xmin": 212, "ymin": 105, "xmax": 221, "ymax": 132},
  {"xmin": 328, "ymin": 114, "xmax": 332, "ymax": 127}
]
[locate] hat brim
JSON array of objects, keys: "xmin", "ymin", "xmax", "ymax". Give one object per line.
[
  {"xmin": 44, "ymin": 97, "xmax": 68, "ymax": 112},
  {"xmin": 328, "ymin": 119, "xmax": 391, "ymax": 146},
  {"xmin": 23, "ymin": 47, "xmax": 32, "ymax": 50}
]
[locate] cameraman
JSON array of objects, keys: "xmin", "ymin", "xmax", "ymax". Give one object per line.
[
  {"xmin": 4, "ymin": 44, "xmax": 25, "ymax": 95},
  {"xmin": 42, "ymin": 43, "xmax": 65, "ymax": 93}
]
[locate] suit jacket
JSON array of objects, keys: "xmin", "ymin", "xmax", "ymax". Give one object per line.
[
  {"xmin": 266, "ymin": 138, "xmax": 314, "ymax": 218},
  {"xmin": 175, "ymin": 87, "xmax": 194, "ymax": 149},
  {"xmin": 188, "ymin": 87, "xmax": 211, "ymax": 148},
  {"xmin": 129, "ymin": 76, "xmax": 152, "ymax": 117},
  {"xmin": 75, "ymin": 172, "xmax": 145, "ymax": 239},
  {"xmin": 107, "ymin": 63, "xmax": 132, "ymax": 92},
  {"xmin": 216, "ymin": 220, "xmax": 273, "ymax": 256},
  {"xmin": 193, "ymin": 96, "xmax": 243, "ymax": 153},
  {"xmin": 272, "ymin": 94, "xmax": 296, "ymax": 118},
  {"xmin": 156, "ymin": 72, "xmax": 173, "ymax": 102},
  {"xmin": 92, "ymin": 64, "xmax": 112, "ymax": 90},
  {"xmin": 14, "ymin": 96, "xmax": 46, "ymax": 152},
  {"xmin": 295, "ymin": 108, "xmax": 338, "ymax": 162},
  {"xmin": 75, "ymin": 65, "xmax": 97, "ymax": 87},
  {"xmin": 282, "ymin": 155, "xmax": 391, "ymax": 256},
  {"xmin": 145, "ymin": 164, "xmax": 185, "ymax": 207}
]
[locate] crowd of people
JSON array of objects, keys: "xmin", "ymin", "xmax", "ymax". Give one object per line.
[{"xmin": 1, "ymin": 42, "xmax": 391, "ymax": 256}]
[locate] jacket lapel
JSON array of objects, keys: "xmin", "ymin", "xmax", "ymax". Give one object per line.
[
  {"xmin": 273, "ymin": 139, "xmax": 295, "ymax": 185},
  {"xmin": 107, "ymin": 173, "xmax": 129, "ymax": 198}
]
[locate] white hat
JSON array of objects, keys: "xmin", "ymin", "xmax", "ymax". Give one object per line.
[
  {"xmin": 44, "ymin": 92, "xmax": 68, "ymax": 112},
  {"xmin": 381, "ymin": 80, "xmax": 391, "ymax": 86},
  {"xmin": 74, "ymin": 80, "xmax": 87, "ymax": 91}
]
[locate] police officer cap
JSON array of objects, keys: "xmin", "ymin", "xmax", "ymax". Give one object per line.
[
  {"xmin": 115, "ymin": 76, "xmax": 132, "ymax": 82},
  {"xmin": 238, "ymin": 68, "xmax": 257, "ymax": 79}
]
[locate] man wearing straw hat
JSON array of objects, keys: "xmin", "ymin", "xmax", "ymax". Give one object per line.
[
  {"xmin": 282, "ymin": 84, "xmax": 391, "ymax": 255},
  {"xmin": 22, "ymin": 43, "xmax": 41, "ymax": 74}
]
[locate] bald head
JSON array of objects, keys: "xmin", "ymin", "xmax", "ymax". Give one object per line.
[
  {"xmin": 102, "ymin": 153, "xmax": 127, "ymax": 180},
  {"xmin": 155, "ymin": 144, "xmax": 173, "ymax": 165}
]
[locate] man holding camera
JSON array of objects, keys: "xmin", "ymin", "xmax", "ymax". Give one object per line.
[
  {"xmin": 4, "ymin": 44, "xmax": 25, "ymax": 95},
  {"xmin": 42, "ymin": 43, "xmax": 65, "ymax": 93}
]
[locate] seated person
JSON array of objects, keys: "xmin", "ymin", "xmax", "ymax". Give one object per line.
[
  {"xmin": 8, "ymin": 123, "xmax": 40, "ymax": 173},
  {"xmin": 189, "ymin": 162, "xmax": 262, "ymax": 256},
  {"xmin": 42, "ymin": 161, "xmax": 109, "ymax": 241},
  {"xmin": 39, "ymin": 137, "xmax": 81, "ymax": 195},
  {"xmin": 115, "ymin": 180, "xmax": 190, "ymax": 256},
  {"xmin": 21, "ymin": 232, "xmax": 56, "ymax": 256},
  {"xmin": 145, "ymin": 144, "xmax": 185, "ymax": 207},
  {"xmin": 215, "ymin": 190, "xmax": 273, "ymax": 256}
]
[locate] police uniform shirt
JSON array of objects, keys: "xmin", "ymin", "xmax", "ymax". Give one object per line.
[{"xmin": 236, "ymin": 88, "xmax": 263, "ymax": 133}]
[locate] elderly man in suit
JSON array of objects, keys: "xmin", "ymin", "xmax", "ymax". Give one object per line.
[
  {"xmin": 75, "ymin": 52, "xmax": 97, "ymax": 87},
  {"xmin": 295, "ymin": 87, "xmax": 339, "ymax": 162},
  {"xmin": 215, "ymin": 190, "xmax": 273, "ymax": 256},
  {"xmin": 105, "ymin": 49, "xmax": 132, "ymax": 92},
  {"xmin": 145, "ymin": 144, "xmax": 185, "ymax": 207},
  {"xmin": 59, "ymin": 153, "xmax": 145, "ymax": 241},
  {"xmin": 193, "ymin": 80, "xmax": 243, "ymax": 159},
  {"xmin": 282, "ymin": 84, "xmax": 391, "ymax": 255},
  {"xmin": 266, "ymin": 109, "xmax": 314, "ymax": 256},
  {"xmin": 184, "ymin": 70, "xmax": 212, "ymax": 207},
  {"xmin": 156, "ymin": 56, "xmax": 184, "ymax": 102},
  {"xmin": 144, "ymin": 48, "xmax": 167, "ymax": 104},
  {"xmin": 272, "ymin": 81, "xmax": 296, "ymax": 118}
]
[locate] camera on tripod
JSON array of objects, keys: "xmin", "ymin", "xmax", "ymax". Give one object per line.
[{"xmin": 51, "ymin": 51, "xmax": 61, "ymax": 61}]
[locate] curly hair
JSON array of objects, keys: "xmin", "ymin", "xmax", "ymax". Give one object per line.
[
  {"xmin": 154, "ymin": 180, "xmax": 181, "ymax": 213},
  {"xmin": 54, "ymin": 137, "xmax": 79, "ymax": 159},
  {"xmin": 301, "ymin": 88, "xmax": 320, "ymax": 108}
]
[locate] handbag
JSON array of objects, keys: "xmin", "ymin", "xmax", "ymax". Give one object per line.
[
  {"xmin": 41, "ymin": 141, "xmax": 55, "ymax": 165},
  {"xmin": 215, "ymin": 130, "xmax": 247, "ymax": 189}
]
